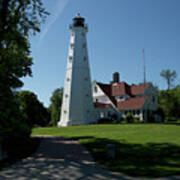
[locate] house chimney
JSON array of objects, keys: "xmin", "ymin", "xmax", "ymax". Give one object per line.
[{"xmin": 113, "ymin": 72, "xmax": 119, "ymax": 83}]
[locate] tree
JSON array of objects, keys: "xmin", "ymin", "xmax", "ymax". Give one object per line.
[
  {"xmin": 0, "ymin": 0, "xmax": 48, "ymax": 115},
  {"xmin": 0, "ymin": 0, "xmax": 48, "ymax": 157},
  {"xmin": 160, "ymin": 69, "xmax": 177, "ymax": 90},
  {"xmin": 158, "ymin": 86, "xmax": 180, "ymax": 122},
  {"xmin": 49, "ymin": 88, "xmax": 63, "ymax": 126},
  {"xmin": 17, "ymin": 91, "xmax": 50, "ymax": 127},
  {"xmin": 0, "ymin": 0, "xmax": 48, "ymax": 90}
]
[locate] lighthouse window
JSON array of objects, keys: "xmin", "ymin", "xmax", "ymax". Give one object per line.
[
  {"xmin": 83, "ymin": 43, "xmax": 86, "ymax": 48},
  {"xmin": 65, "ymin": 94, "xmax": 68, "ymax": 98},
  {"xmin": 70, "ymin": 43, "xmax": 74, "ymax": 49},
  {"xmin": 67, "ymin": 78, "xmax": 70, "ymax": 82},
  {"xmin": 69, "ymin": 56, "xmax": 73, "ymax": 62},
  {"xmin": 64, "ymin": 110, "xmax": 67, "ymax": 114}
]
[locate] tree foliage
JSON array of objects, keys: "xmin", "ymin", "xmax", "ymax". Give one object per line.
[
  {"xmin": 0, "ymin": 0, "xmax": 48, "ymax": 117},
  {"xmin": 0, "ymin": 0, "xmax": 48, "ymax": 156},
  {"xmin": 49, "ymin": 88, "xmax": 63, "ymax": 126},
  {"xmin": 158, "ymin": 85, "xmax": 180, "ymax": 122},
  {"xmin": 0, "ymin": 0, "xmax": 49, "ymax": 90},
  {"xmin": 160, "ymin": 69, "xmax": 177, "ymax": 90},
  {"xmin": 17, "ymin": 91, "xmax": 50, "ymax": 127}
]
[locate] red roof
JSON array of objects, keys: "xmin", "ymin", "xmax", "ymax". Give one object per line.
[
  {"xmin": 94, "ymin": 102, "xmax": 111, "ymax": 108},
  {"xmin": 131, "ymin": 83, "xmax": 151, "ymax": 95},
  {"xmin": 97, "ymin": 83, "xmax": 117, "ymax": 105},
  {"xmin": 96, "ymin": 82, "xmax": 152, "ymax": 110},
  {"xmin": 117, "ymin": 97, "xmax": 146, "ymax": 110},
  {"xmin": 112, "ymin": 82, "xmax": 131, "ymax": 96}
]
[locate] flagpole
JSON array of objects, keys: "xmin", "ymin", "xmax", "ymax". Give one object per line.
[
  {"xmin": 143, "ymin": 48, "xmax": 146, "ymax": 96},
  {"xmin": 143, "ymin": 48, "xmax": 147, "ymax": 122}
]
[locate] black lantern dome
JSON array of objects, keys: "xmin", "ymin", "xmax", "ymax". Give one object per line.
[{"xmin": 72, "ymin": 13, "xmax": 85, "ymax": 27}]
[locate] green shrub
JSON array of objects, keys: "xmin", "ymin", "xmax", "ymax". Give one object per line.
[
  {"xmin": 134, "ymin": 117, "xmax": 140, "ymax": 123},
  {"xmin": 2, "ymin": 118, "xmax": 32, "ymax": 158},
  {"xmin": 98, "ymin": 118, "xmax": 113, "ymax": 124},
  {"xmin": 0, "ymin": 98, "xmax": 32, "ymax": 158},
  {"xmin": 166, "ymin": 117, "xmax": 177, "ymax": 122},
  {"xmin": 126, "ymin": 112, "xmax": 134, "ymax": 123}
]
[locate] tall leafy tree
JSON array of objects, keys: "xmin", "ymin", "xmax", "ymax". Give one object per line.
[
  {"xmin": 49, "ymin": 88, "xmax": 63, "ymax": 126},
  {"xmin": 158, "ymin": 85, "xmax": 180, "ymax": 122},
  {"xmin": 160, "ymin": 69, "xmax": 177, "ymax": 90},
  {"xmin": 0, "ymin": 0, "xmax": 48, "ymax": 156},
  {"xmin": 17, "ymin": 91, "xmax": 50, "ymax": 127},
  {"xmin": 0, "ymin": 0, "xmax": 48, "ymax": 122}
]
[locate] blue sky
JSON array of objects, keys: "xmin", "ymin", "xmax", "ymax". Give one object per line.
[{"xmin": 22, "ymin": 0, "xmax": 180, "ymax": 107}]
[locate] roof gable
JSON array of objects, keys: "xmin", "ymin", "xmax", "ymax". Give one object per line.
[
  {"xmin": 94, "ymin": 81, "xmax": 152, "ymax": 110},
  {"xmin": 96, "ymin": 83, "xmax": 117, "ymax": 106}
]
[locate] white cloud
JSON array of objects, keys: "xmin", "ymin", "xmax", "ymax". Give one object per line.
[{"xmin": 38, "ymin": 0, "xmax": 69, "ymax": 43}]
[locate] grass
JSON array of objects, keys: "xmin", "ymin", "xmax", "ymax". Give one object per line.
[{"xmin": 32, "ymin": 124, "xmax": 180, "ymax": 177}]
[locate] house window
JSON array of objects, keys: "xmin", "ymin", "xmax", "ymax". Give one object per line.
[
  {"xmin": 86, "ymin": 94, "xmax": 89, "ymax": 97},
  {"xmin": 125, "ymin": 110, "xmax": 129, "ymax": 115},
  {"xmin": 137, "ymin": 110, "xmax": 140, "ymax": 115},
  {"xmin": 100, "ymin": 112, "xmax": 104, "ymax": 118},
  {"xmin": 84, "ymin": 56, "xmax": 87, "ymax": 61},
  {"xmin": 87, "ymin": 110, "xmax": 90, "ymax": 113},
  {"xmin": 84, "ymin": 77, "xmax": 88, "ymax": 81},
  {"xmin": 96, "ymin": 99, "xmax": 98, "ymax": 102},
  {"xmin": 108, "ymin": 111, "xmax": 111, "ymax": 116},
  {"xmin": 94, "ymin": 86, "xmax": 98, "ymax": 93},
  {"xmin": 152, "ymin": 96, "xmax": 155, "ymax": 103}
]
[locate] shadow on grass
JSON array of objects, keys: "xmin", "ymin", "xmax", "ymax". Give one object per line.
[{"xmin": 74, "ymin": 136, "xmax": 180, "ymax": 177}]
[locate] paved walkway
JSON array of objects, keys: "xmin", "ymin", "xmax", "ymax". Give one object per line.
[{"xmin": 0, "ymin": 136, "xmax": 179, "ymax": 180}]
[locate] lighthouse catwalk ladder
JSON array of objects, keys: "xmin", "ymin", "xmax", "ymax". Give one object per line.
[{"xmin": 58, "ymin": 14, "xmax": 94, "ymax": 126}]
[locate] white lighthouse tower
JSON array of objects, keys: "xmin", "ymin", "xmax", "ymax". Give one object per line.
[{"xmin": 58, "ymin": 14, "xmax": 94, "ymax": 126}]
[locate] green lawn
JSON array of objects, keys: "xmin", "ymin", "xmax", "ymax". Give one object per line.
[{"xmin": 32, "ymin": 124, "xmax": 180, "ymax": 177}]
